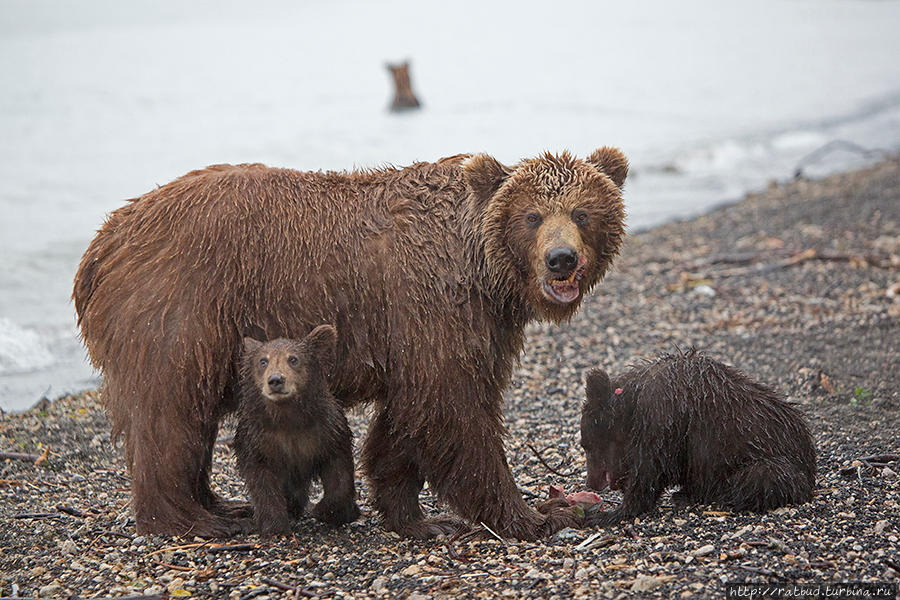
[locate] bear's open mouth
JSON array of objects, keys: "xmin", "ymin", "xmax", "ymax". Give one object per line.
[{"xmin": 542, "ymin": 255, "xmax": 587, "ymax": 305}]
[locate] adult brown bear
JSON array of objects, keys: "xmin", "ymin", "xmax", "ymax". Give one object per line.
[{"xmin": 73, "ymin": 149, "xmax": 628, "ymax": 539}]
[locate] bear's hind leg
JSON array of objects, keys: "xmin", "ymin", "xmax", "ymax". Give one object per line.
[
  {"xmin": 312, "ymin": 456, "xmax": 360, "ymax": 526},
  {"xmin": 196, "ymin": 418, "xmax": 252, "ymax": 520},
  {"xmin": 720, "ymin": 459, "xmax": 814, "ymax": 512},
  {"xmin": 128, "ymin": 407, "xmax": 241, "ymax": 537},
  {"xmin": 312, "ymin": 414, "xmax": 360, "ymax": 526}
]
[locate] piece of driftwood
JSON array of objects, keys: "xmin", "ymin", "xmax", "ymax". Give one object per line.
[
  {"xmin": 680, "ymin": 248, "xmax": 895, "ymax": 284},
  {"xmin": 0, "ymin": 451, "xmax": 42, "ymax": 462},
  {"xmin": 526, "ymin": 443, "xmax": 579, "ymax": 478},
  {"xmin": 259, "ymin": 577, "xmax": 317, "ymax": 598},
  {"xmin": 794, "ymin": 139, "xmax": 886, "ymax": 179}
]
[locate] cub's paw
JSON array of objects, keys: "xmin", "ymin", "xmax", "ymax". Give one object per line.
[
  {"xmin": 312, "ymin": 500, "xmax": 360, "ymax": 527},
  {"xmin": 255, "ymin": 513, "xmax": 293, "ymax": 537}
]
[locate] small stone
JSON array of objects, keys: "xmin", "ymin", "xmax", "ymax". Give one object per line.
[
  {"xmin": 31, "ymin": 566, "xmax": 47, "ymax": 577},
  {"xmin": 552, "ymin": 527, "xmax": 581, "ymax": 542},
  {"xmin": 692, "ymin": 544, "xmax": 716, "ymax": 557},
  {"xmin": 61, "ymin": 540, "xmax": 78, "ymax": 555},
  {"xmin": 524, "ymin": 568, "xmax": 545, "ymax": 579},
  {"xmin": 407, "ymin": 594, "xmax": 427, "ymax": 600},
  {"xmin": 166, "ymin": 578, "xmax": 186, "ymax": 594},
  {"xmin": 631, "ymin": 575, "xmax": 665, "ymax": 592},
  {"xmin": 693, "ymin": 284, "xmax": 716, "ymax": 297},
  {"xmin": 371, "ymin": 576, "xmax": 388, "ymax": 592},
  {"xmin": 563, "ymin": 557, "xmax": 575, "ymax": 569},
  {"xmin": 882, "ymin": 467, "xmax": 897, "ymax": 479},
  {"xmin": 39, "ymin": 583, "xmax": 64, "ymax": 597},
  {"xmin": 144, "ymin": 586, "xmax": 164, "ymax": 595},
  {"xmin": 132, "ymin": 535, "xmax": 147, "ymax": 546},
  {"xmin": 574, "ymin": 567, "xmax": 591, "ymax": 579},
  {"xmin": 400, "ymin": 564, "xmax": 421, "ymax": 576},
  {"xmin": 874, "ymin": 520, "xmax": 890, "ymax": 534}
]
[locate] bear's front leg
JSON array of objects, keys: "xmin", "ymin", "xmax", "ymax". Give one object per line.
[
  {"xmin": 366, "ymin": 380, "xmax": 581, "ymax": 540},
  {"xmin": 243, "ymin": 463, "xmax": 292, "ymax": 536},
  {"xmin": 584, "ymin": 470, "xmax": 665, "ymax": 527},
  {"xmin": 312, "ymin": 418, "xmax": 360, "ymax": 526},
  {"xmin": 312, "ymin": 453, "xmax": 360, "ymax": 527}
]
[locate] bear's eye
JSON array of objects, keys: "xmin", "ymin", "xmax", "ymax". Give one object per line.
[
  {"xmin": 288, "ymin": 355, "xmax": 299, "ymax": 366},
  {"xmin": 259, "ymin": 357, "xmax": 268, "ymax": 367},
  {"xmin": 525, "ymin": 212, "xmax": 542, "ymax": 227},
  {"xmin": 572, "ymin": 209, "xmax": 589, "ymax": 226}
]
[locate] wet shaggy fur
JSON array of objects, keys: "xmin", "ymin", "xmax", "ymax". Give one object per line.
[
  {"xmin": 580, "ymin": 349, "xmax": 817, "ymax": 525},
  {"xmin": 234, "ymin": 327, "xmax": 359, "ymax": 535},
  {"xmin": 73, "ymin": 148, "xmax": 627, "ymax": 539}
]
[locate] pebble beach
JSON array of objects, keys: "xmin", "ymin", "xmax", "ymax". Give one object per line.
[{"xmin": 1, "ymin": 159, "xmax": 898, "ymax": 599}]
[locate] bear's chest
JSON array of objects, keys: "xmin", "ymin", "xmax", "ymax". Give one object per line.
[{"xmin": 261, "ymin": 427, "xmax": 323, "ymax": 469}]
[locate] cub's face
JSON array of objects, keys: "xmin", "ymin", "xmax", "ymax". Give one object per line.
[
  {"xmin": 464, "ymin": 148, "xmax": 627, "ymax": 322},
  {"xmin": 581, "ymin": 368, "xmax": 631, "ymax": 492},
  {"xmin": 241, "ymin": 325, "xmax": 337, "ymax": 409},
  {"xmin": 244, "ymin": 339, "xmax": 309, "ymax": 404}
]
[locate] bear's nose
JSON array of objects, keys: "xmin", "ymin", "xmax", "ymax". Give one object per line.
[
  {"xmin": 545, "ymin": 247, "xmax": 578, "ymax": 274},
  {"xmin": 267, "ymin": 374, "xmax": 285, "ymax": 391}
]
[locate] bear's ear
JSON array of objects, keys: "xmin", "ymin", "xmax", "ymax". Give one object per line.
[
  {"xmin": 585, "ymin": 368, "xmax": 612, "ymax": 404},
  {"xmin": 462, "ymin": 153, "xmax": 511, "ymax": 203},
  {"xmin": 243, "ymin": 337, "xmax": 263, "ymax": 354},
  {"xmin": 586, "ymin": 147, "xmax": 628, "ymax": 189},
  {"xmin": 305, "ymin": 324, "xmax": 337, "ymax": 373}
]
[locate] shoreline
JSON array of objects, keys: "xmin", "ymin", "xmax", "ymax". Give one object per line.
[{"xmin": 1, "ymin": 158, "xmax": 898, "ymax": 597}]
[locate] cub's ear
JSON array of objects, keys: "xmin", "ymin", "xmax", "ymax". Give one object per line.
[
  {"xmin": 586, "ymin": 146, "xmax": 628, "ymax": 189},
  {"xmin": 242, "ymin": 337, "xmax": 263, "ymax": 353},
  {"xmin": 462, "ymin": 153, "xmax": 511, "ymax": 202},
  {"xmin": 305, "ymin": 324, "xmax": 337, "ymax": 373},
  {"xmin": 585, "ymin": 368, "xmax": 612, "ymax": 403}
]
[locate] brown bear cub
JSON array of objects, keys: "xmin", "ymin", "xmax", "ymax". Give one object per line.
[
  {"xmin": 580, "ymin": 348, "xmax": 816, "ymax": 525},
  {"xmin": 235, "ymin": 325, "xmax": 360, "ymax": 535}
]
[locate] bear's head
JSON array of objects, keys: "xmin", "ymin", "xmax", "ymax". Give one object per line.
[
  {"xmin": 581, "ymin": 367, "xmax": 632, "ymax": 492},
  {"xmin": 241, "ymin": 325, "xmax": 337, "ymax": 412},
  {"xmin": 463, "ymin": 147, "xmax": 627, "ymax": 322}
]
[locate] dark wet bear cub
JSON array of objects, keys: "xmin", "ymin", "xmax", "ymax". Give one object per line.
[
  {"xmin": 580, "ymin": 349, "xmax": 815, "ymax": 525},
  {"xmin": 235, "ymin": 325, "xmax": 360, "ymax": 535}
]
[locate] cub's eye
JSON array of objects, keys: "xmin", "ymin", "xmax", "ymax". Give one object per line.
[
  {"xmin": 525, "ymin": 212, "xmax": 542, "ymax": 226},
  {"xmin": 259, "ymin": 358, "xmax": 268, "ymax": 367},
  {"xmin": 288, "ymin": 355, "xmax": 299, "ymax": 366},
  {"xmin": 572, "ymin": 209, "xmax": 589, "ymax": 226}
]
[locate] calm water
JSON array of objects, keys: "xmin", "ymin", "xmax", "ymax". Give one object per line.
[{"xmin": 2, "ymin": 0, "xmax": 899, "ymax": 411}]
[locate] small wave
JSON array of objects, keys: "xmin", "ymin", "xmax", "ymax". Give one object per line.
[{"xmin": 0, "ymin": 318, "xmax": 56, "ymax": 376}]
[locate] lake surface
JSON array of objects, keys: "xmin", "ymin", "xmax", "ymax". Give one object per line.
[{"xmin": 2, "ymin": 0, "xmax": 899, "ymax": 411}]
